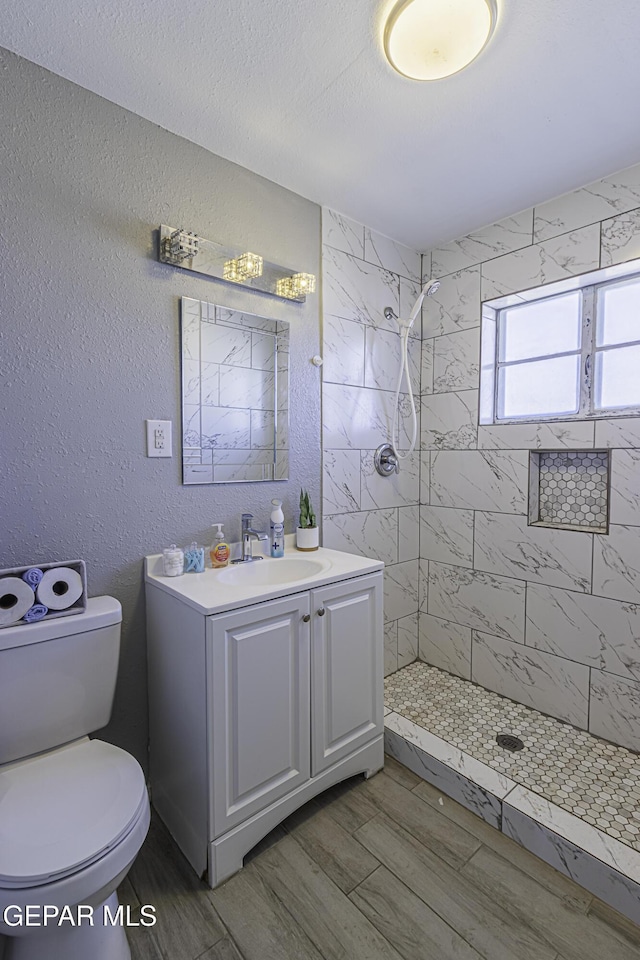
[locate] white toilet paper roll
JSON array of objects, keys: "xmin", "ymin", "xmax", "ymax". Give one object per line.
[
  {"xmin": 37, "ymin": 567, "xmax": 84, "ymax": 611},
  {"xmin": 0, "ymin": 577, "xmax": 35, "ymax": 626}
]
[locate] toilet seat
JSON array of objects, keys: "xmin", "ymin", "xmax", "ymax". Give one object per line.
[{"xmin": 0, "ymin": 738, "xmax": 147, "ymax": 888}]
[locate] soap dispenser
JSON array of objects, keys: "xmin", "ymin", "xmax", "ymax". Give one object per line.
[
  {"xmin": 210, "ymin": 523, "xmax": 230, "ymax": 568},
  {"xmin": 270, "ymin": 499, "xmax": 285, "ymax": 558}
]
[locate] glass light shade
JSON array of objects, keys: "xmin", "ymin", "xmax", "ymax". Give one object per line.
[
  {"xmin": 384, "ymin": 0, "xmax": 497, "ymax": 81},
  {"xmin": 167, "ymin": 229, "xmax": 199, "ymax": 262},
  {"xmin": 223, "ymin": 252, "xmax": 263, "ymax": 282},
  {"xmin": 237, "ymin": 252, "xmax": 263, "ymax": 279},
  {"xmin": 276, "ymin": 273, "xmax": 317, "ymax": 300},
  {"xmin": 290, "ymin": 273, "xmax": 316, "ymax": 297}
]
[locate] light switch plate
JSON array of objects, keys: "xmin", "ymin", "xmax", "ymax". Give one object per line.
[{"xmin": 146, "ymin": 419, "xmax": 172, "ymax": 458}]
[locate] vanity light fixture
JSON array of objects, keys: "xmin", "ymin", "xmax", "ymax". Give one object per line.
[
  {"xmin": 276, "ymin": 273, "xmax": 317, "ymax": 300},
  {"xmin": 158, "ymin": 225, "xmax": 317, "ymax": 302},
  {"xmin": 223, "ymin": 252, "xmax": 264, "ymax": 283},
  {"xmin": 383, "ymin": 0, "xmax": 497, "ymax": 81}
]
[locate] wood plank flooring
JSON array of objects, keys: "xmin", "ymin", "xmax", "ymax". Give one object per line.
[{"xmin": 123, "ymin": 757, "xmax": 640, "ymax": 960}]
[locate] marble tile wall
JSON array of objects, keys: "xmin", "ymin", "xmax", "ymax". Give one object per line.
[
  {"xmin": 418, "ymin": 161, "xmax": 640, "ymax": 752},
  {"xmin": 321, "ymin": 209, "xmax": 422, "ymax": 675}
]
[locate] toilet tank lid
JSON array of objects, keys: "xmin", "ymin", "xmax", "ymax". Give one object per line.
[{"xmin": 0, "ymin": 596, "xmax": 122, "ymax": 652}]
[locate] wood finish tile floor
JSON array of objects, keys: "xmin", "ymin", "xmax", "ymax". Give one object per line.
[{"xmin": 122, "ymin": 758, "xmax": 640, "ymax": 960}]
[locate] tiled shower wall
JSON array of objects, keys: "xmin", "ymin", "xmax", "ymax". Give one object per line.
[
  {"xmin": 321, "ymin": 209, "xmax": 422, "ymax": 675},
  {"xmin": 419, "ymin": 161, "xmax": 640, "ymax": 752}
]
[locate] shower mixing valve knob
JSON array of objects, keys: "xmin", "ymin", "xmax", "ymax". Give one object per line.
[{"xmin": 374, "ymin": 443, "xmax": 400, "ymax": 477}]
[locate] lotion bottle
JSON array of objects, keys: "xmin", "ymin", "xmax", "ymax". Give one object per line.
[
  {"xmin": 270, "ymin": 499, "xmax": 285, "ymax": 558},
  {"xmin": 210, "ymin": 523, "xmax": 230, "ymax": 568}
]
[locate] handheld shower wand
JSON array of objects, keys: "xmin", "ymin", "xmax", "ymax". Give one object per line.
[
  {"xmin": 385, "ymin": 278, "xmax": 441, "ymax": 463},
  {"xmin": 384, "ymin": 278, "xmax": 440, "ymax": 329},
  {"xmin": 408, "ymin": 278, "xmax": 440, "ymax": 326}
]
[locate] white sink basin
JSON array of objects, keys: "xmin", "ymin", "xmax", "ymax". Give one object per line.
[{"xmin": 218, "ymin": 556, "xmax": 328, "ymax": 587}]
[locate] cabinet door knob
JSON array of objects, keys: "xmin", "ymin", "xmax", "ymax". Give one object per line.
[
  {"xmin": 302, "ymin": 614, "xmax": 311, "ymax": 623},
  {"xmin": 317, "ymin": 608, "xmax": 325, "ymax": 617}
]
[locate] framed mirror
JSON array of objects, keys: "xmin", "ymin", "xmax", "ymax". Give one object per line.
[{"xmin": 180, "ymin": 297, "xmax": 289, "ymax": 483}]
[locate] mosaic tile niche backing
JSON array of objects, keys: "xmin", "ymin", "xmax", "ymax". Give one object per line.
[
  {"xmin": 384, "ymin": 662, "xmax": 640, "ymax": 851},
  {"xmin": 529, "ymin": 450, "xmax": 610, "ymax": 532}
]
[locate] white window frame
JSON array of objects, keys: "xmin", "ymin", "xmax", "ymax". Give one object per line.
[{"xmin": 480, "ymin": 264, "xmax": 640, "ymax": 425}]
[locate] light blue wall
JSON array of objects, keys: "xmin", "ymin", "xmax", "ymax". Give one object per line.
[{"xmin": 0, "ymin": 48, "xmax": 322, "ymax": 767}]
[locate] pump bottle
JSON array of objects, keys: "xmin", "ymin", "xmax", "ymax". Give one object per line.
[
  {"xmin": 210, "ymin": 523, "xmax": 230, "ymax": 568},
  {"xmin": 270, "ymin": 500, "xmax": 285, "ymax": 558}
]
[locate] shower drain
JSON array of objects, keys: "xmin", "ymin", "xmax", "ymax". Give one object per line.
[{"xmin": 496, "ymin": 733, "xmax": 524, "ymax": 752}]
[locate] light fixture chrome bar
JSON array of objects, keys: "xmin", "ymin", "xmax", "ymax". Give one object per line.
[{"xmin": 158, "ymin": 225, "xmax": 316, "ymax": 303}]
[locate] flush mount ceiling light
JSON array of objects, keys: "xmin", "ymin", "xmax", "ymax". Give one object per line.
[{"xmin": 383, "ymin": 0, "xmax": 497, "ymax": 81}]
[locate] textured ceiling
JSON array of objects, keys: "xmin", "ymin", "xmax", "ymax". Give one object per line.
[{"xmin": 2, "ymin": 0, "xmax": 640, "ymax": 250}]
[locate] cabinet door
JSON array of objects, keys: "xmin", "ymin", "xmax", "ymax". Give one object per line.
[
  {"xmin": 311, "ymin": 572, "xmax": 383, "ymax": 777},
  {"xmin": 208, "ymin": 593, "xmax": 311, "ymax": 836}
]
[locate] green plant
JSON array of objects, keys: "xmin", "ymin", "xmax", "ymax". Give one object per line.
[{"xmin": 298, "ymin": 489, "xmax": 317, "ymax": 528}]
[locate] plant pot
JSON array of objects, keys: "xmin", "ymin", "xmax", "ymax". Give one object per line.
[{"xmin": 296, "ymin": 526, "xmax": 319, "ymax": 551}]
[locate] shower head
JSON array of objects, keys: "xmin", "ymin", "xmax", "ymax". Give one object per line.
[
  {"xmin": 408, "ymin": 278, "xmax": 441, "ymax": 325},
  {"xmin": 384, "ymin": 278, "xmax": 440, "ymax": 330}
]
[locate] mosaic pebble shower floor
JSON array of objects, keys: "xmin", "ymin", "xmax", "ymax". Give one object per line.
[{"xmin": 384, "ymin": 661, "xmax": 640, "ymax": 852}]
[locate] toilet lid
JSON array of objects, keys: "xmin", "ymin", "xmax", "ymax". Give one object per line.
[{"xmin": 0, "ymin": 738, "xmax": 147, "ymax": 886}]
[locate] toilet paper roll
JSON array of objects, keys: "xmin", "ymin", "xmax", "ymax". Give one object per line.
[
  {"xmin": 37, "ymin": 567, "xmax": 84, "ymax": 611},
  {"xmin": 0, "ymin": 577, "xmax": 36, "ymax": 626}
]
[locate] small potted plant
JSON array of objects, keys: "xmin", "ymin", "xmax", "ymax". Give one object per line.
[{"xmin": 296, "ymin": 489, "xmax": 319, "ymax": 551}]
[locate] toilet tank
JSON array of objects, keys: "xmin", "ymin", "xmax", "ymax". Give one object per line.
[{"xmin": 0, "ymin": 596, "xmax": 122, "ymax": 765}]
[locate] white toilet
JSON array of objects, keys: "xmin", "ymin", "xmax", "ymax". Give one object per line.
[{"xmin": 0, "ymin": 596, "xmax": 150, "ymax": 960}]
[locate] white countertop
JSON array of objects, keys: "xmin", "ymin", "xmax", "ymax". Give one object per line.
[{"xmin": 144, "ymin": 540, "xmax": 383, "ymax": 616}]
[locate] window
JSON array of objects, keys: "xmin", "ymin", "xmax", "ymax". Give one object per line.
[{"xmin": 480, "ymin": 273, "xmax": 640, "ymax": 423}]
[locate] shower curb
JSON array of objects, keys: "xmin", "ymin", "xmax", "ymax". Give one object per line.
[{"xmin": 384, "ymin": 710, "xmax": 640, "ymax": 925}]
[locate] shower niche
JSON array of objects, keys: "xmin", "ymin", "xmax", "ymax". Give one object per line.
[{"xmin": 528, "ymin": 450, "xmax": 611, "ymax": 533}]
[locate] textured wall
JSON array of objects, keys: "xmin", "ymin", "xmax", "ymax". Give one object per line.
[
  {"xmin": 419, "ymin": 161, "xmax": 640, "ymax": 751},
  {"xmin": 0, "ymin": 48, "xmax": 321, "ymax": 766},
  {"xmin": 320, "ymin": 209, "xmax": 422, "ymax": 676}
]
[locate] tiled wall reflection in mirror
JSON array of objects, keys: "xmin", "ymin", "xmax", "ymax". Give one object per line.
[{"xmin": 180, "ymin": 297, "xmax": 289, "ymax": 484}]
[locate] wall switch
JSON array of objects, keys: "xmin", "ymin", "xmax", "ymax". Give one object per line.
[{"xmin": 146, "ymin": 419, "xmax": 172, "ymax": 458}]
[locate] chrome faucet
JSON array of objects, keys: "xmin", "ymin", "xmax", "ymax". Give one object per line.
[{"xmin": 231, "ymin": 513, "xmax": 269, "ymax": 564}]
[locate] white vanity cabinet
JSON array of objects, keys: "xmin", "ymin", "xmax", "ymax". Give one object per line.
[
  {"xmin": 209, "ymin": 592, "xmax": 311, "ymax": 836},
  {"xmin": 310, "ymin": 575, "xmax": 382, "ymax": 775},
  {"xmin": 145, "ymin": 547, "xmax": 384, "ymax": 889}
]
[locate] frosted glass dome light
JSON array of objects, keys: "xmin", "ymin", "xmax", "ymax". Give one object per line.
[{"xmin": 384, "ymin": 0, "xmax": 497, "ymax": 81}]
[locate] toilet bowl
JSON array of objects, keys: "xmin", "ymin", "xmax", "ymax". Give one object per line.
[{"xmin": 0, "ymin": 598, "xmax": 151, "ymax": 960}]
